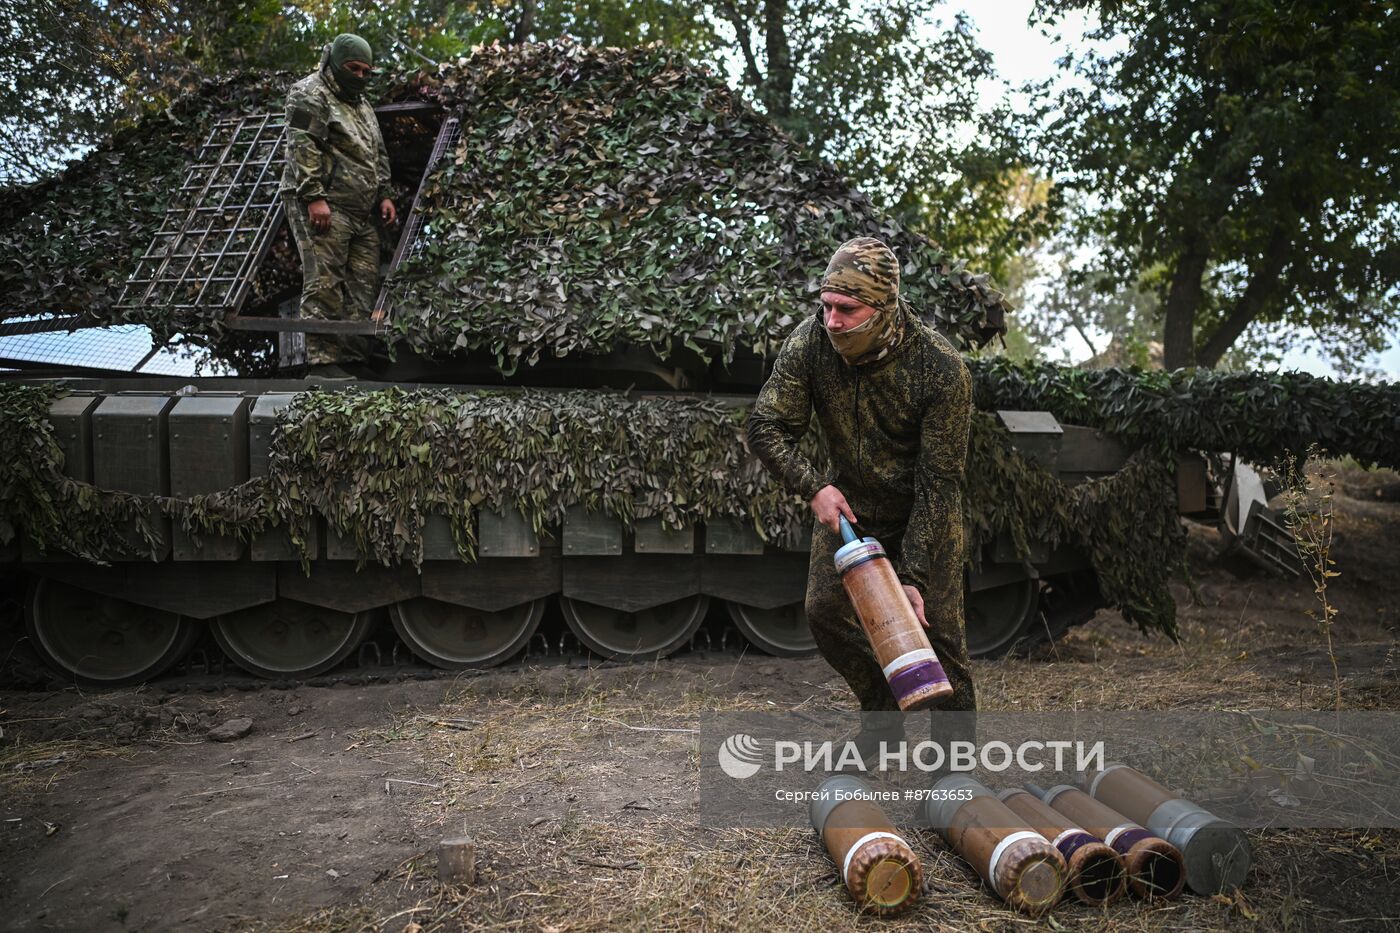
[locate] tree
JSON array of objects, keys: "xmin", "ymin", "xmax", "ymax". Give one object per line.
[
  {"xmin": 0, "ymin": 0, "xmax": 512, "ymax": 182},
  {"xmin": 1037, "ymin": 0, "xmax": 1400, "ymax": 371},
  {"xmin": 707, "ymin": 1, "xmax": 1043, "ymax": 275},
  {"xmin": 4, "ymin": 0, "xmax": 1036, "ymax": 277}
]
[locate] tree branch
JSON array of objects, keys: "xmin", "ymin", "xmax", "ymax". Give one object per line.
[
  {"xmin": 718, "ymin": 0, "xmax": 764, "ymax": 91},
  {"xmin": 512, "ymin": 0, "xmax": 536, "ymax": 44},
  {"xmin": 1196, "ymin": 228, "xmax": 1293, "ymax": 368},
  {"xmin": 1161, "ymin": 246, "xmax": 1210, "ymax": 369}
]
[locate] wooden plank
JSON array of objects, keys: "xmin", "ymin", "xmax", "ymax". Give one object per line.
[
  {"xmin": 225, "ymin": 316, "xmax": 382, "ymax": 334},
  {"xmin": 374, "ymin": 100, "xmax": 445, "ymax": 116}
]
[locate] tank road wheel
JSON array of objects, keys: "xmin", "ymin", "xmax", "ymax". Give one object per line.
[
  {"xmin": 726, "ymin": 601, "xmax": 818, "ymax": 657},
  {"xmin": 390, "ymin": 597, "xmax": 544, "ymax": 669},
  {"xmin": 210, "ymin": 599, "xmax": 372, "ymax": 679},
  {"xmin": 25, "ymin": 578, "xmax": 198, "ymax": 686},
  {"xmin": 559, "ymin": 595, "xmax": 710, "ymax": 661},
  {"xmin": 965, "ymin": 579, "xmax": 1040, "ymax": 659}
]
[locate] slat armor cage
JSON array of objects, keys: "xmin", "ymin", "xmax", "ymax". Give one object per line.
[{"xmin": 116, "ymin": 113, "xmax": 287, "ymax": 318}]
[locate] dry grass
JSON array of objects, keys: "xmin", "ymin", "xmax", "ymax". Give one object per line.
[
  {"xmin": 236, "ymin": 632, "xmax": 1400, "ymax": 932},
  {"xmin": 0, "ymin": 737, "xmax": 132, "ymax": 798}
]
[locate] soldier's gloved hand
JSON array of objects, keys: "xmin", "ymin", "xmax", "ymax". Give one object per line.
[
  {"xmin": 307, "ymin": 199, "xmax": 332, "ymax": 234},
  {"xmin": 380, "ymin": 198, "xmax": 397, "ymax": 226},
  {"xmin": 810, "ymin": 484, "xmax": 856, "ymax": 534}
]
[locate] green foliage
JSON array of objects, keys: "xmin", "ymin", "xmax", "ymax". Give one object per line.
[
  {"xmin": 706, "ymin": 1, "xmax": 1039, "ymax": 277},
  {"xmin": 1037, "ymin": 0, "xmax": 1400, "ymax": 370},
  {"xmin": 0, "ymin": 0, "xmax": 508, "ymax": 182},
  {"xmin": 0, "ymin": 379, "xmax": 1201, "ymax": 639},
  {"xmin": 260, "ymin": 388, "xmax": 812, "ymax": 564},
  {"xmin": 388, "ymin": 41, "xmax": 1008, "ymax": 368},
  {"xmin": 970, "ymin": 359, "xmax": 1400, "ymax": 470}
]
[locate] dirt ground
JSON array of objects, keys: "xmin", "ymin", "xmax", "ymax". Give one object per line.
[{"xmin": 1, "ymin": 467, "xmax": 1397, "ymax": 932}]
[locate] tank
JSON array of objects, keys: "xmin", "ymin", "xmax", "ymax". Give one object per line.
[{"xmin": 0, "ymin": 42, "xmax": 1228, "ymax": 685}]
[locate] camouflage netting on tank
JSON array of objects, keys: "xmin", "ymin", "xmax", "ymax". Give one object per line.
[
  {"xmin": 384, "ymin": 40, "xmax": 1007, "ymax": 368},
  {"xmin": 3, "ymin": 381, "xmax": 1183, "ymax": 638},
  {"xmin": 0, "ymin": 42, "xmax": 1007, "ymax": 365},
  {"xmin": 965, "ymin": 413, "xmax": 1185, "ymax": 637},
  {"xmin": 0, "ymin": 385, "xmax": 161, "ymax": 562},
  {"xmin": 970, "ymin": 359, "xmax": 1400, "ymax": 471},
  {"xmin": 0, "ymin": 74, "xmax": 293, "ymax": 333}
]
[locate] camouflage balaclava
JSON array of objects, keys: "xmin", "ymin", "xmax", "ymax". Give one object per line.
[
  {"xmin": 819, "ymin": 236, "xmax": 907, "ymax": 366},
  {"xmin": 321, "ymin": 33, "xmax": 373, "ymax": 102}
]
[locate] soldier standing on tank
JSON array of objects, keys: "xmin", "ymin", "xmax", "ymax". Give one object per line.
[
  {"xmin": 281, "ymin": 33, "xmax": 396, "ymax": 373},
  {"xmin": 747, "ymin": 237, "xmax": 975, "ymax": 748}
]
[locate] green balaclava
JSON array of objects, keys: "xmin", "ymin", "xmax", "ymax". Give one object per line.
[
  {"xmin": 819, "ymin": 236, "xmax": 908, "ymax": 366},
  {"xmin": 322, "ymin": 33, "xmax": 373, "ymax": 101}
]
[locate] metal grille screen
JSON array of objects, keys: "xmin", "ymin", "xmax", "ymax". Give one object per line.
[{"xmin": 116, "ymin": 113, "xmax": 286, "ymax": 317}]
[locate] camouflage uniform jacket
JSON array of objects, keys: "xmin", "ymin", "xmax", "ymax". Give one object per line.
[
  {"xmin": 746, "ymin": 309, "xmax": 972, "ymax": 596},
  {"xmin": 280, "ymin": 69, "xmax": 392, "ymax": 213}
]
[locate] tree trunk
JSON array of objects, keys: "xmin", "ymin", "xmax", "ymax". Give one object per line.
[
  {"xmin": 1196, "ymin": 229, "xmax": 1292, "ymax": 368},
  {"xmin": 1161, "ymin": 247, "xmax": 1209, "ymax": 369},
  {"xmin": 512, "ymin": 0, "xmax": 536, "ymax": 44},
  {"xmin": 761, "ymin": 0, "xmax": 793, "ymax": 118}
]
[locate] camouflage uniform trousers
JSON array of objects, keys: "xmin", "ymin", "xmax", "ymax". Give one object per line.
[
  {"xmin": 284, "ymin": 198, "xmax": 381, "ymax": 365},
  {"xmin": 805, "ymin": 516, "xmax": 977, "ymax": 713}
]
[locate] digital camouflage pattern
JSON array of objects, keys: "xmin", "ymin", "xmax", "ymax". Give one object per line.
[
  {"xmin": 283, "ymin": 203, "xmax": 379, "ymax": 364},
  {"xmin": 805, "ymin": 517, "xmax": 975, "ymax": 712},
  {"xmin": 281, "ymin": 65, "xmax": 392, "ymax": 363},
  {"xmin": 746, "ymin": 308, "xmax": 975, "ymax": 710},
  {"xmin": 819, "ymin": 236, "xmax": 907, "ymax": 367},
  {"xmin": 280, "ymin": 67, "xmax": 392, "ymax": 210}
]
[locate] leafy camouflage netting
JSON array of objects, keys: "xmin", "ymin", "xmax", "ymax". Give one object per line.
[
  {"xmin": 1, "ymin": 382, "xmax": 1182, "ymax": 638},
  {"xmin": 971, "ymin": 360, "xmax": 1400, "ymax": 471},
  {"xmin": 0, "ymin": 74, "xmax": 293, "ymax": 335},
  {"xmin": 0, "ymin": 42, "xmax": 1007, "ymax": 363},
  {"xmin": 385, "ymin": 41, "xmax": 1007, "ymax": 368}
]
